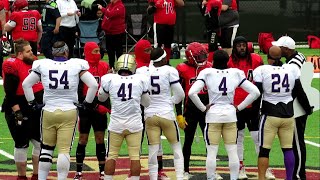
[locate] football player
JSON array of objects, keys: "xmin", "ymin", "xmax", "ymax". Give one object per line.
[
  {"xmin": 147, "ymin": 0, "xmax": 184, "ymax": 63},
  {"xmin": 188, "ymin": 50, "xmax": 260, "ymax": 180},
  {"xmin": 134, "ymin": 39, "xmax": 169, "ymax": 179},
  {"xmin": 22, "ymin": 41, "xmax": 98, "ymax": 180},
  {"xmin": 176, "ymin": 42, "xmax": 223, "ymax": 180},
  {"xmin": 2, "ymin": 39, "xmax": 43, "ymax": 180},
  {"xmin": 98, "ymin": 54, "xmax": 151, "ymax": 180},
  {"xmin": 4, "ymin": 0, "xmax": 42, "ymax": 56},
  {"xmin": 227, "ymin": 36, "xmax": 269, "ymax": 179},
  {"xmin": 136, "ymin": 48, "xmax": 185, "ymax": 180},
  {"xmin": 74, "ymin": 42, "xmax": 110, "ymax": 180},
  {"xmin": 254, "ymin": 46, "xmax": 313, "ymax": 180}
]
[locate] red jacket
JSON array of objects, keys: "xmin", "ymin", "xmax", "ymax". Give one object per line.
[{"xmin": 101, "ymin": 0, "xmax": 125, "ymax": 35}]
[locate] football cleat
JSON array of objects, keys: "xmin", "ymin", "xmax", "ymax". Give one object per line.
[
  {"xmin": 73, "ymin": 172, "xmax": 83, "ymax": 180},
  {"xmin": 158, "ymin": 170, "xmax": 170, "ymax": 180},
  {"xmin": 265, "ymin": 168, "xmax": 276, "ymax": 179},
  {"xmin": 99, "ymin": 171, "xmax": 104, "ymax": 180},
  {"xmin": 115, "ymin": 54, "xmax": 137, "ymax": 75},
  {"xmin": 183, "ymin": 172, "xmax": 194, "ymax": 180},
  {"xmin": 238, "ymin": 166, "xmax": 248, "ymax": 179},
  {"xmin": 215, "ymin": 172, "xmax": 223, "ymax": 180}
]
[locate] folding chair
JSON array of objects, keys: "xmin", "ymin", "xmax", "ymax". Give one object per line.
[
  {"xmin": 75, "ymin": 19, "xmax": 100, "ymax": 58},
  {"xmin": 125, "ymin": 13, "xmax": 151, "ymax": 53}
]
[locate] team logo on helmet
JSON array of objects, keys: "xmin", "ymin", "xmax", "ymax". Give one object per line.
[
  {"xmin": 186, "ymin": 42, "xmax": 208, "ymax": 67},
  {"xmin": 115, "ymin": 54, "xmax": 137, "ymax": 75}
]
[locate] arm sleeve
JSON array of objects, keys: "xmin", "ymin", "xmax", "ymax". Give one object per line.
[
  {"xmin": 292, "ymin": 79, "xmax": 312, "ymax": 114},
  {"xmin": 171, "ymin": 82, "xmax": 184, "ymax": 104},
  {"xmin": 188, "ymin": 80, "xmax": 206, "ymax": 112},
  {"xmin": 98, "ymin": 75, "xmax": 111, "ymax": 102},
  {"xmin": 237, "ymin": 80, "xmax": 260, "ymax": 111},
  {"xmin": 141, "ymin": 93, "xmax": 151, "ymax": 107},
  {"xmin": 3, "ymin": 74, "xmax": 20, "ymax": 108},
  {"xmin": 80, "ymin": 71, "xmax": 98, "ymax": 103},
  {"xmin": 175, "ymin": 78, "xmax": 185, "ymax": 115},
  {"xmin": 22, "ymin": 72, "xmax": 40, "ymax": 102}
]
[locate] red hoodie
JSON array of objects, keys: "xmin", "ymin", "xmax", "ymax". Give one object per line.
[
  {"xmin": 101, "ymin": 0, "xmax": 126, "ymax": 35},
  {"xmin": 135, "ymin": 40, "xmax": 152, "ymax": 68}
]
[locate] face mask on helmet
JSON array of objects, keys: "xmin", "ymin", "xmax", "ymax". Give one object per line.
[
  {"xmin": 2, "ymin": 41, "xmax": 12, "ymax": 56},
  {"xmin": 186, "ymin": 42, "xmax": 208, "ymax": 67}
]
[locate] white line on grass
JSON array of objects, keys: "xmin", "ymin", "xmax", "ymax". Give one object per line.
[
  {"xmin": 305, "ymin": 140, "xmax": 320, "ymax": 148},
  {"xmin": 0, "ymin": 149, "xmax": 33, "ymax": 170},
  {"xmin": 0, "ymin": 79, "xmax": 2, "ymax": 85}
]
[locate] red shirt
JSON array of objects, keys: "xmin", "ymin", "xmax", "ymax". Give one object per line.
[
  {"xmin": 0, "ymin": 0, "xmax": 10, "ymax": 31},
  {"xmin": 9, "ymin": 10, "xmax": 41, "ymax": 42},
  {"xmin": 151, "ymin": 0, "xmax": 177, "ymax": 25},
  {"xmin": 82, "ymin": 61, "xmax": 109, "ymax": 96},
  {"xmin": 227, "ymin": 53, "xmax": 263, "ymax": 107},
  {"xmin": 2, "ymin": 57, "xmax": 43, "ymax": 95},
  {"xmin": 101, "ymin": 0, "xmax": 125, "ymax": 35},
  {"xmin": 176, "ymin": 62, "xmax": 212, "ymax": 105}
]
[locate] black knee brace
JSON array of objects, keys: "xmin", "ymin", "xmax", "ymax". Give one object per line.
[
  {"xmin": 76, "ymin": 143, "xmax": 86, "ymax": 163},
  {"xmin": 259, "ymin": 147, "xmax": 271, "ymax": 158},
  {"xmin": 282, "ymin": 148, "xmax": 292, "ymax": 153},
  {"xmin": 39, "ymin": 144, "xmax": 55, "ymax": 163},
  {"xmin": 96, "ymin": 143, "xmax": 106, "ymax": 162}
]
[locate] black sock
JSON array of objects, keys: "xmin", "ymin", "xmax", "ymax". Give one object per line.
[{"xmin": 76, "ymin": 143, "xmax": 86, "ymax": 172}]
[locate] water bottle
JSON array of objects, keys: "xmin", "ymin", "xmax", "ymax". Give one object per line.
[{"xmin": 180, "ymin": 47, "xmax": 186, "ymax": 60}]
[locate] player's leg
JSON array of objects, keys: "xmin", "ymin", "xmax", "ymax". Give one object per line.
[
  {"xmin": 293, "ymin": 115, "xmax": 308, "ymax": 180},
  {"xmin": 145, "ymin": 116, "xmax": 162, "ymax": 179},
  {"xmin": 163, "ymin": 25, "xmax": 174, "ymax": 63},
  {"xmin": 92, "ymin": 113, "xmax": 108, "ymax": 179},
  {"xmin": 205, "ymin": 123, "xmax": 221, "ymax": 180},
  {"xmin": 104, "ymin": 131, "xmax": 124, "ymax": 179},
  {"xmin": 278, "ymin": 117, "xmax": 295, "ymax": 180},
  {"xmin": 246, "ymin": 108, "xmax": 260, "ymax": 154},
  {"xmin": 222, "ymin": 122, "xmax": 239, "ymax": 180},
  {"xmin": 258, "ymin": 115, "xmax": 277, "ymax": 180},
  {"xmin": 30, "ymin": 139, "xmax": 41, "ymax": 180},
  {"xmin": 221, "ymin": 25, "xmax": 238, "ymax": 55},
  {"xmin": 161, "ymin": 117, "xmax": 184, "ymax": 180},
  {"xmin": 38, "ymin": 110, "xmax": 58, "ymax": 180},
  {"xmin": 105, "ymin": 34, "xmax": 116, "ymax": 68},
  {"xmin": 114, "ymin": 33, "xmax": 125, "ymax": 63},
  {"xmin": 182, "ymin": 111, "xmax": 198, "ymax": 175},
  {"xmin": 56, "ymin": 109, "xmax": 78, "ymax": 180},
  {"xmin": 126, "ymin": 130, "xmax": 143, "ymax": 179},
  {"xmin": 236, "ymin": 109, "xmax": 246, "ymax": 177}
]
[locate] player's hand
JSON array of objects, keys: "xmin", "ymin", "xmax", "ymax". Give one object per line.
[
  {"xmin": 53, "ymin": 28, "xmax": 59, "ymax": 34},
  {"xmin": 97, "ymin": 4, "xmax": 102, "ymax": 10},
  {"xmin": 176, "ymin": 115, "xmax": 187, "ymax": 129},
  {"xmin": 14, "ymin": 110, "xmax": 27, "ymax": 126},
  {"xmin": 306, "ymin": 106, "xmax": 314, "ymax": 115},
  {"xmin": 95, "ymin": 104, "xmax": 111, "ymax": 115},
  {"xmin": 28, "ymin": 100, "xmax": 44, "ymax": 111},
  {"xmin": 204, "ymin": 104, "xmax": 212, "ymax": 112},
  {"xmin": 82, "ymin": 100, "xmax": 97, "ymax": 111},
  {"xmin": 67, "ymin": 12, "xmax": 75, "ymax": 16},
  {"xmin": 1, "ymin": 34, "xmax": 7, "ymax": 41}
]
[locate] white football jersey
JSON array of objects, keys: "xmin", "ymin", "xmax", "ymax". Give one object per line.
[
  {"xmin": 32, "ymin": 58, "xmax": 89, "ymax": 112},
  {"xmin": 100, "ymin": 73, "xmax": 149, "ymax": 133},
  {"xmin": 253, "ymin": 64, "xmax": 300, "ymax": 105},
  {"xmin": 136, "ymin": 65, "xmax": 180, "ymax": 120},
  {"xmin": 196, "ymin": 68, "xmax": 247, "ymax": 123}
]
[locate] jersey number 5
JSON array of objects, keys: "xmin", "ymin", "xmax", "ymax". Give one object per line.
[{"xmin": 49, "ymin": 70, "xmax": 69, "ymax": 89}]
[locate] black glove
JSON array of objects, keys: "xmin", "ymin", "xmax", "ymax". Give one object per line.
[
  {"xmin": 75, "ymin": 100, "xmax": 97, "ymax": 111},
  {"xmin": 306, "ymin": 106, "xmax": 314, "ymax": 116},
  {"xmin": 28, "ymin": 100, "xmax": 44, "ymax": 111},
  {"xmin": 147, "ymin": 5, "xmax": 156, "ymax": 15},
  {"xmin": 14, "ymin": 110, "xmax": 27, "ymax": 126}
]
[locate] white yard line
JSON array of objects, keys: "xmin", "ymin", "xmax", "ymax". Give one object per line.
[
  {"xmin": 305, "ymin": 140, "xmax": 320, "ymax": 148},
  {"xmin": 0, "ymin": 149, "xmax": 33, "ymax": 170}
]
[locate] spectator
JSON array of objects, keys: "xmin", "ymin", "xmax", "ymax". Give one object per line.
[
  {"xmin": 22, "ymin": 41, "xmax": 98, "ymax": 180},
  {"xmin": 74, "ymin": 42, "xmax": 110, "ymax": 180},
  {"xmin": 254, "ymin": 46, "xmax": 312, "ymax": 180},
  {"xmin": 272, "ymin": 36, "xmax": 310, "ymax": 180},
  {"xmin": 188, "ymin": 50, "xmax": 260, "ymax": 180},
  {"xmin": 219, "ymin": 0, "xmax": 239, "ymax": 55},
  {"xmin": 41, "ymin": 0, "xmax": 61, "ymax": 59},
  {"xmin": 98, "ymin": 0, "xmax": 125, "ymax": 68},
  {"xmin": 2, "ymin": 39, "xmax": 43, "ymax": 180},
  {"xmin": 4, "ymin": 0, "xmax": 42, "ymax": 56},
  {"xmin": 56, "ymin": 0, "xmax": 81, "ymax": 58},
  {"xmin": 80, "ymin": 0, "xmax": 107, "ymax": 20},
  {"xmin": 147, "ymin": 0, "xmax": 184, "ymax": 64}
]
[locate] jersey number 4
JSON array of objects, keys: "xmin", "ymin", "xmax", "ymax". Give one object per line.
[
  {"xmin": 219, "ymin": 77, "xmax": 228, "ymax": 96},
  {"xmin": 49, "ymin": 70, "xmax": 69, "ymax": 89}
]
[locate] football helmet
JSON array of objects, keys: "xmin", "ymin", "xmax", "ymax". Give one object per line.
[
  {"xmin": 13, "ymin": 0, "xmax": 28, "ymax": 11},
  {"xmin": 1, "ymin": 36, "xmax": 12, "ymax": 56},
  {"xmin": 115, "ymin": 54, "xmax": 137, "ymax": 75},
  {"xmin": 185, "ymin": 42, "xmax": 208, "ymax": 67}
]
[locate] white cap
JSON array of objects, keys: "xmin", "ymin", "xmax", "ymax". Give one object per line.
[{"xmin": 272, "ymin": 36, "xmax": 295, "ymax": 49}]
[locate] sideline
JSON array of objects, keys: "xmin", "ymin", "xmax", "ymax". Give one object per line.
[{"xmin": 0, "ymin": 150, "xmax": 33, "ymax": 170}]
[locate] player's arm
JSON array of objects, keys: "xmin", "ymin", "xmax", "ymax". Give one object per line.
[
  {"xmin": 37, "ymin": 19, "xmax": 43, "ymax": 44},
  {"xmin": 188, "ymin": 80, "xmax": 206, "ymax": 112},
  {"xmin": 80, "ymin": 71, "xmax": 98, "ymax": 103},
  {"xmin": 292, "ymin": 79, "xmax": 313, "ymax": 115},
  {"xmin": 0, "ymin": 9, "xmax": 6, "ymax": 34},
  {"xmin": 22, "ymin": 72, "xmax": 40, "ymax": 102},
  {"xmin": 174, "ymin": 77, "xmax": 185, "ymax": 116},
  {"xmin": 147, "ymin": 1, "xmax": 156, "ymax": 15},
  {"xmin": 141, "ymin": 93, "xmax": 151, "ymax": 107},
  {"xmin": 4, "ymin": 20, "xmax": 15, "ymax": 32},
  {"xmin": 237, "ymin": 80, "xmax": 260, "ymax": 111},
  {"xmin": 171, "ymin": 82, "xmax": 184, "ymax": 104}
]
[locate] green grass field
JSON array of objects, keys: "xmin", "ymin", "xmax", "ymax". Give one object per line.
[{"xmin": 0, "ymin": 48, "xmax": 319, "ymax": 179}]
